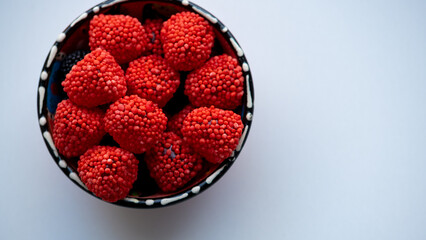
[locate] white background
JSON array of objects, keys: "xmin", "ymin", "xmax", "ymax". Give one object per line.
[{"xmin": 1, "ymin": 0, "xmax": 426, "ymax": 239}]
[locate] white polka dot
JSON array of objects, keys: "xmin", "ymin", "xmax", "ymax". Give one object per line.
[
  {"xmin": 242, "ymin": 62, "xmax": 250, "ymax": 72},
  {"xmin": 191, "ymin": 186, "xmax": 201, "ymax": 194},
  {"xmin": 39, "ymin": 116, "xmax": 47, "ymax": 126},
  {"xmin": 58, "ymin": 160, "xmax": 67, "ymax": 168},
  {"xmin": 93, "ymin": 6, "xmax": 100, "ymax": 13},
  {"xmin": 56, "ymin": 32, "xmax": 66, "ymax": 42},
  {"xmin": 40, "ymin": 71, "xmax": 48, "ymax": 81}
]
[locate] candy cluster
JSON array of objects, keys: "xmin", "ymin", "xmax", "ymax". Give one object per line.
[{"xmin": 52, "ymin": 12, "xmax": 244, "ymax": 202}]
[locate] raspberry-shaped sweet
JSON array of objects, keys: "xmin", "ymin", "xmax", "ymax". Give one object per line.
[
  {"xmin": 167, "ymin": 105, "xmax": 195, "ymax": 137},
  {"xmin": 104, "ymin": 95, "xmax": 168, "ymax": 154},
  {"xmin": 125, "ymin": 55, "xmax": 180, "ymax": 107},
  {"xmin": 62, "ymin": 48, "xmax": 127, "ymax": 108},
  {"xmin": 52, "ymin": 99, "xmax": 105, "ymax": 158},
  {"xmin": 78, "ymin": 146, "xmax": 139, "ymax": 202},
  {"xmin": 161, "ymin": 11, "xmax": 214, "ymax": 71},
  {"xmin": 60, "ymin": 50, "xmax": 89, "ymax": 76},
  {"xmin": 144, "ymin": 19, "xmax": 164, "ymax": 55},
  {"xmin": 182, "ymin": 106, "xmax": 243, "ymax": 164},
  {"xmin": 145, "ymin": 132, "xmax": 203, "ymax": 192},
  {"xmin": 185, "ymin": 54, "xmax": 244, "ymax": 109},
  {"xmin": 89, "ymin": 14, "xmax": 149, "ymax": 64}
]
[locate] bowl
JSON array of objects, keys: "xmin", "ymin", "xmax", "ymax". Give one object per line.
[{"xmin": 37, "ymin": 0, "xmax": 254, "ymax": 208}]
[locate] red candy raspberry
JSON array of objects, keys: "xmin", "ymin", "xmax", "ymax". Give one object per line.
[
  {"xmin": 62, "ymin": 48, "xmax": 127, "ymax": 108},
  {"xmin": 104, "ymin": 95, "xmax": 168, "ymax": 154},
  {"xmin": 182, "ymin": 106, "xmax": 243, "ymax": 164},
  {"xmin": 89, "ymin": 14, "xmax": 149, "ymax": 64},
  {"xmin": 78, "ymin": 146, "xmax": 139, "ymax": 202},
  {"xmin": 161, "ymin": 11, "xmax": 214, "ymax": 71},
  {"xmin": 125, "ymin": 55, "xmax": 180, "ymax": 107},
  {"xmin": 185, "ymin": 54, "xmax": 244, "ymax": 109},
  {"xmin": 52, "ymin": 99, "xmax": 105, "ymax": 158},
  {"xmin": 145, "ymin": 132, "xmax": 203, "ymax": 192}
]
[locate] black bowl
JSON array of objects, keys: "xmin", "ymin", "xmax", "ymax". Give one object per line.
[{"xmin": 37, "ymin": 0, "xmax": 254, "ymax": 208}]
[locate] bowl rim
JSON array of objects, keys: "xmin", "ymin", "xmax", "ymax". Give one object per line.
[{"xmin": 37, "ymin": 0, "xmax": 254, "ymax": 208}]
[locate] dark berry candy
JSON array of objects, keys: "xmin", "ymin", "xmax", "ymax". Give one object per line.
[{"xmin": 60, "ymin": 50, "xmax": 89, "ymax": 76}]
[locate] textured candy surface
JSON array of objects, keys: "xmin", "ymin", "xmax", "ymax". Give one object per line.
[
  {"xmin": 167, "ymin": 105, "xmax": 195, "ymax": 137},
  {"xmin": 62, "ymin": 48, "xmax": 127, "ymax": 108},
  {"xmin": 185, "ymin": 54, "xmax": 244, "ymax": 109},
  {"xmin": 145, "ymin": 19, "xmax": 164, "ymax": 55},
  {"xmin": 89, "ymin": 14, "xmax": 149, "ymax": 64},
  {"xmin": 145, "ymin": 132, "xmax": 203, "ymax": 192},
  {"xmin": 60, "ymin": 50, "xmax": 89, "ymax": 76},
  {"xmin": 161, "ymin": 11, "xmax": 214, "ymax": 71},
  {"xmin": 53, "ymin": 99, "xmax": 105, "ymax": 158},
  {"xmin": 126, "ymin": 55, "xmax": 180, "ymax": 107},
  {"xmin": 182, "ymin": 106, "xmax": 243, "ymax": 164},
  {"xmin": 104, "ymin": 95, "xmax": 168, "ymax": 154},
  {"xmin": 78, "ymin": 146, "xmax": 139, "ymax": 202}
]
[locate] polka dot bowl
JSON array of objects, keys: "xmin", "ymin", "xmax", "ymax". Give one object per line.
[{"xmin": 37, "ymin": 0, "xmax": 254, "ymax": 208}]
